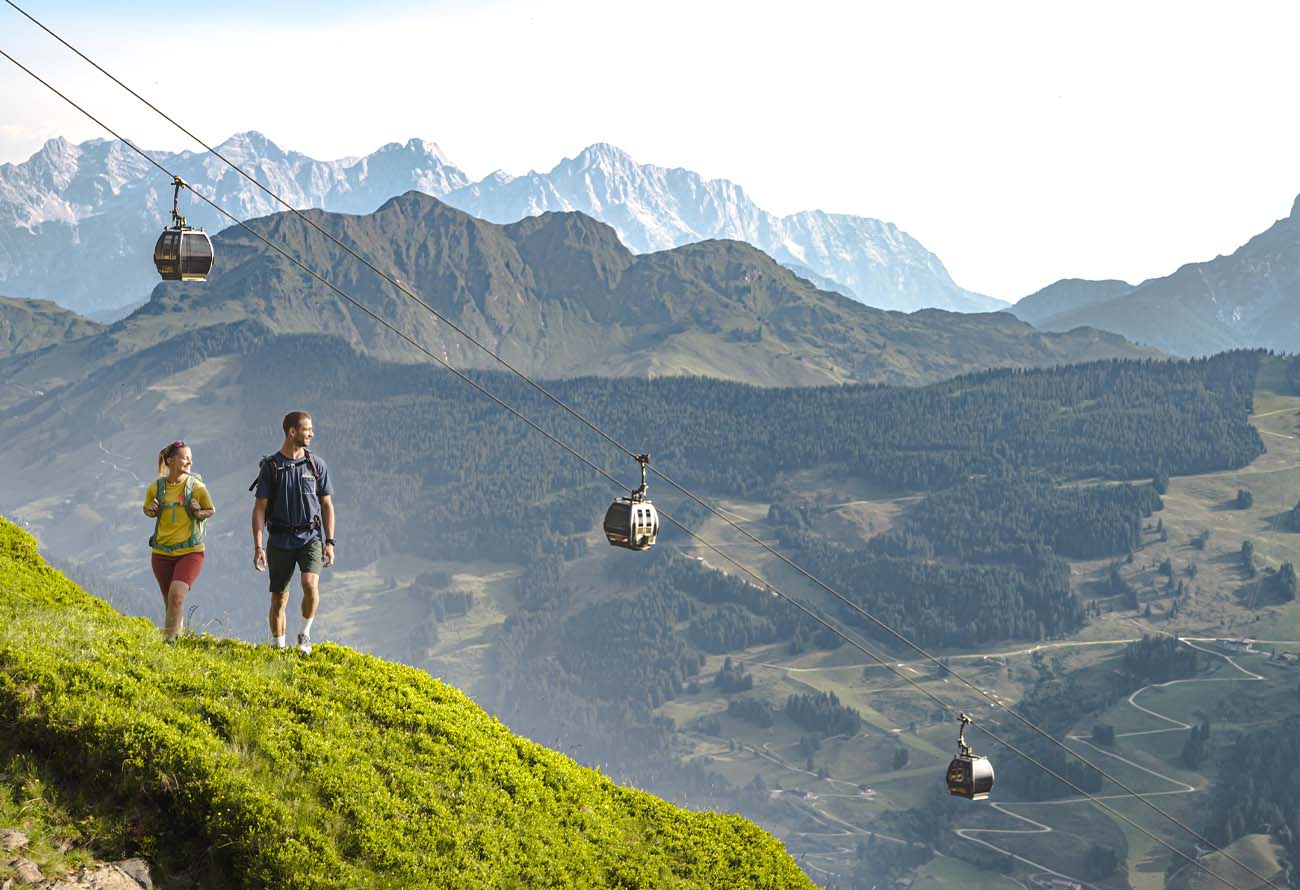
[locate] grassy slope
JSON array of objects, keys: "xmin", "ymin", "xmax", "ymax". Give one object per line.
[
  {"xmin": 0, "ymin": 517, "xmax": 813, "ymax": 890},
  {"xmin": 1167, "ymin": 834, "xmax": 1285, "ymax": 890}
]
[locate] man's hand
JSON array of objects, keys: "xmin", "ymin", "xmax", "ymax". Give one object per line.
[
  {"xmin": 253, "ymin": 546, "xmax": 267, "ymax": 572},
  {"xmin": 323, "ymin": 542, "xmax": 335, "ymax": 568}
]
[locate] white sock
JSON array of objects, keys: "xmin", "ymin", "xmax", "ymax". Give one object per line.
[
  {"xmin": 274, "ymin": 634, "xmax": 286, "ymax": 648},
  {"xmin": 301, "ymin": 616, "xmax": 315, "ymax": 637}
]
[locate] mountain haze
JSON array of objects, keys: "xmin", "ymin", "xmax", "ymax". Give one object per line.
[
  {"xmin": 1023, "ymin": 197, "xmax": 1300, "ymax": 354},
  {"xmin": 0, "ymin": 133, "xmax": 469, "ymax": 313},
  {"xmin": 1008, "ymin": 277, "xmax": 1134, "ymax": 327},
  {"xmin": 0, "ymin": 294, "xmax": 102, "ymax": 357},
  {"xmin": 0, "ymin": 193, "xmax": 1154, "ymax": 396},
  {"xmin": 444, "ymin": 142, "xmax": 1004, "ymax": 313},
  {"xmin": 1, "ymin": 133, "xmax": 998, "ymax": 316}
]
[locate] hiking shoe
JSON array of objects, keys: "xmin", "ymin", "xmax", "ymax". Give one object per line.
[{"xmin": 297, "ymin": 633, "xmax": 312, "ymax": 655}]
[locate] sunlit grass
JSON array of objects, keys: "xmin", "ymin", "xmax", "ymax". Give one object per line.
[{"xmin": 0, "ymin": 516, "xmax": 813, "ymax": 889}]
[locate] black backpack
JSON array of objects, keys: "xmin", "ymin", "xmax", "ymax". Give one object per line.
[{"xmin": 249, "ymin": 450, "xmax": 323, "ymax": 532}]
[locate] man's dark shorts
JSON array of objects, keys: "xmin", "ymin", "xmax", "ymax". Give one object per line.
[{"xmin": 267, "ymin": 539, "xmax": 323, "ymax": 593}]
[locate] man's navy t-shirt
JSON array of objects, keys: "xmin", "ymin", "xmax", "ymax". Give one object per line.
[{"xmin": 255, "ymin": 452, "xmax": 333, "ymax": 550}]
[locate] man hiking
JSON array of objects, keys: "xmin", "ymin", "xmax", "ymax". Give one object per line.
[{"xmin": 251, "ymin": 410, "xmax": 335, "ymax": 654}]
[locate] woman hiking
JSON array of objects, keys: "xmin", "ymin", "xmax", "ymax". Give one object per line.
[{"xmin": 143, "ymin": 440, "xmax": 215, "ymax": 643}]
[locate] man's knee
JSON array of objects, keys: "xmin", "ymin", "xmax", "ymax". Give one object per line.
[{"xmin": 300, "ymin": 572, "xmax": 320, "ymax": 594}]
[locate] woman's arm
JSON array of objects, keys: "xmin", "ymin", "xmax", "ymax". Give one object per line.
[{"xmin": 191, "ymin": 485, "xmax": 216, "ymax": 519}]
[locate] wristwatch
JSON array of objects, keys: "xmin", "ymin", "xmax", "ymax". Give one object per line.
[{"xmin": 325, "ymin": 538, "xmax": 336, "ymax": 546}]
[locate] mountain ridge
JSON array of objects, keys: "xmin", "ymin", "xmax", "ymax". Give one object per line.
[
  {"xmin": 1008, "ymin": 277, "xmax": 1135, "ymax": 327},
  {"xmin": 1, "ymin": 131, "xmax": 998, "ymax": 315},
  {"xmin": 0, "ymin": 294, "xmax": 102, "ymax": 357},
  {"xmin": 1013, "ymin": 198, "xmax": 1300, "ymax": 354},
  {"xmin": 444, "ymin": 141, "xmax": 1003, "ymax": 313},
  {"xmin": 0, "ymin": 192, "xmax": 1155, "ymax": 397}
]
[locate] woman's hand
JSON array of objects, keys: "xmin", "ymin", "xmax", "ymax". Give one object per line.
[
  {"xmin": 144, "ymin": 498, "xmax": 160, "ymax": 517},
  {"xmin": 188, "ymin": 496, "xmax": 214, "ymax": 519}
]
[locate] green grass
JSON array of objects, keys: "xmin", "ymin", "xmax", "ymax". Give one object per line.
[
  {"xmin": 0, "ymin": 754, "xmax": 99, "ymax": 884},
  {"xmin": 912, "ymin": 851, "xmax": 1023, "ymax": 890},
  {"xmin": 1167, "ymin": 833, "xmax": 1284, "ymax": 890},
  {"xmin": 0, "ymin": 516, "xmax": 813, "ymax": 889}
]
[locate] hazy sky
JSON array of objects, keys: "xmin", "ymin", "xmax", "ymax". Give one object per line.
[{"xmin": 3, "ymin": 0, "xmax": 1298, "ymax": 300}]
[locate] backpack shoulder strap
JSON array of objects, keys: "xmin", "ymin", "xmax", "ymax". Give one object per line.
[
  {"xmin": 304, "ymin": 449, "xmax": 322, "ymax": 486},
  {"xmin": 148, "ymin": 477, "xmax": 167, "ymax": 550},
  {"xmin": 152, "ymin": 475, "xmax": 206, "ymax": 553},
  {"xmin": 249, "ymin": 455, "xmax": 276, "ymax": 494}
]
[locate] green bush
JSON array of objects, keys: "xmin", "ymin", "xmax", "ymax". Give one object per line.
[{"xmin": 0, "ymin": 517, "xmax": 811, "ymax": 889}]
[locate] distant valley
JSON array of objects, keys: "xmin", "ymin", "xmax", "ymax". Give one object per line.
[{"xmin": 0, "ymin": 327, "xmax": 1282, "ymax": 887}]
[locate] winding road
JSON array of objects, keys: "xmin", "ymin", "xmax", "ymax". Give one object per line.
[
  {"xmin": 953, "ymin": 638, "xmax": 1265, "ymax": 889},
  {"xmin": 750, "ymin": 634, "xmax": 1284, "ymax": 887}
]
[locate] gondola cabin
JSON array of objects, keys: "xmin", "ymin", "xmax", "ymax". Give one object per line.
[
  {"xmin": 947, "ymin": 712, "xmax": 995, "ymax": 800},
  {"xmin": 946, "ymin": 752, "xmax": 995, "ymax": 800},
  {"xmin": 604, "ymin": 497, "xmax": 659, "ymax": 550},
  {"xmin": 154, "ymin": 227, "xmax": 213, "ymax": 281},
  {"xmin": 604, "ymin": 453, "xmax": 658, "ymax": 551},
  {"xmin": 154, "ymin": 175, "xmax": 213, "ymax": 282}
]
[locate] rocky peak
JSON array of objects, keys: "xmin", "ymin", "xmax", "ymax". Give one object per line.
[
  {"xmin": 571, "ymin": 142, "xmax": 637, "ymax": 172},
  {"xmin": 215, "ymin": 130, "xmax": 287, "ymax": 163}
]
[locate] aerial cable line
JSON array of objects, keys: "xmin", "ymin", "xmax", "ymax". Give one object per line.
[
  {"xmin": 0, "ymin": 23, "xmax": 1277, "ymax": 890},
  {"xmin": 0, "ymin": 51, "xmax": 1260, "ymax": 890},
  {"xmin": 0, "ymin": 16, "xmax": 1276, "ymax": 883}
]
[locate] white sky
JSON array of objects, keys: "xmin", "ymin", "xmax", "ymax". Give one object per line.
[{"xmin": 2, "ymin": 0, "xmax": 1299, "ymax": 301}]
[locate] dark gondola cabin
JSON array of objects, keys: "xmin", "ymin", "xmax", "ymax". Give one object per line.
[
  {"xmin": 947, "ymin": 713, "xmax": 995, "ymax": 800},
  {"xmin": 154, "ymin": 176, "xmax": 213, "ymax": 282},
  {"xmin": 604, "ymin": 453, "xmax": 659, "ymax": 550},
  {"xmin": 154, "ymin": 227, "xmax": 213, "ymax": 281}
]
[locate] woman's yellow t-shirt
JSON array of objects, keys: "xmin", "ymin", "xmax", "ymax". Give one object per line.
[{"xmin": 144, "ymin": 476, "xmax": 213, "ymax": 556}]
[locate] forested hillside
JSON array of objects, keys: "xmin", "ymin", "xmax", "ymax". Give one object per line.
[
  {"xmin": 1203, "ymin": 716, "xmax": 1300, "ymax": 888},
  {"xmin": 0, "ymin": 331, "xmax": 1269, "ymax": 819}
]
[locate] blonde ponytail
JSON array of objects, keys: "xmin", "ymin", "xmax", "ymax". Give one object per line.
[{"xmin": 157, "ymin": 440, "xmax": 188, "ymax": 477}]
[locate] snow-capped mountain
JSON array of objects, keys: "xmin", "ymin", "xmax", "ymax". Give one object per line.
[
  {"xmin": 0, "ymin": 133, "xmax": 999, "ymax": 315},
  {"xmin": 0, "ymin": 133, "xmax": 469, "ymax": 312},
  {"xmin": 445, "ymin": 143, "xmax": 1003, "ymax": 313}
]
